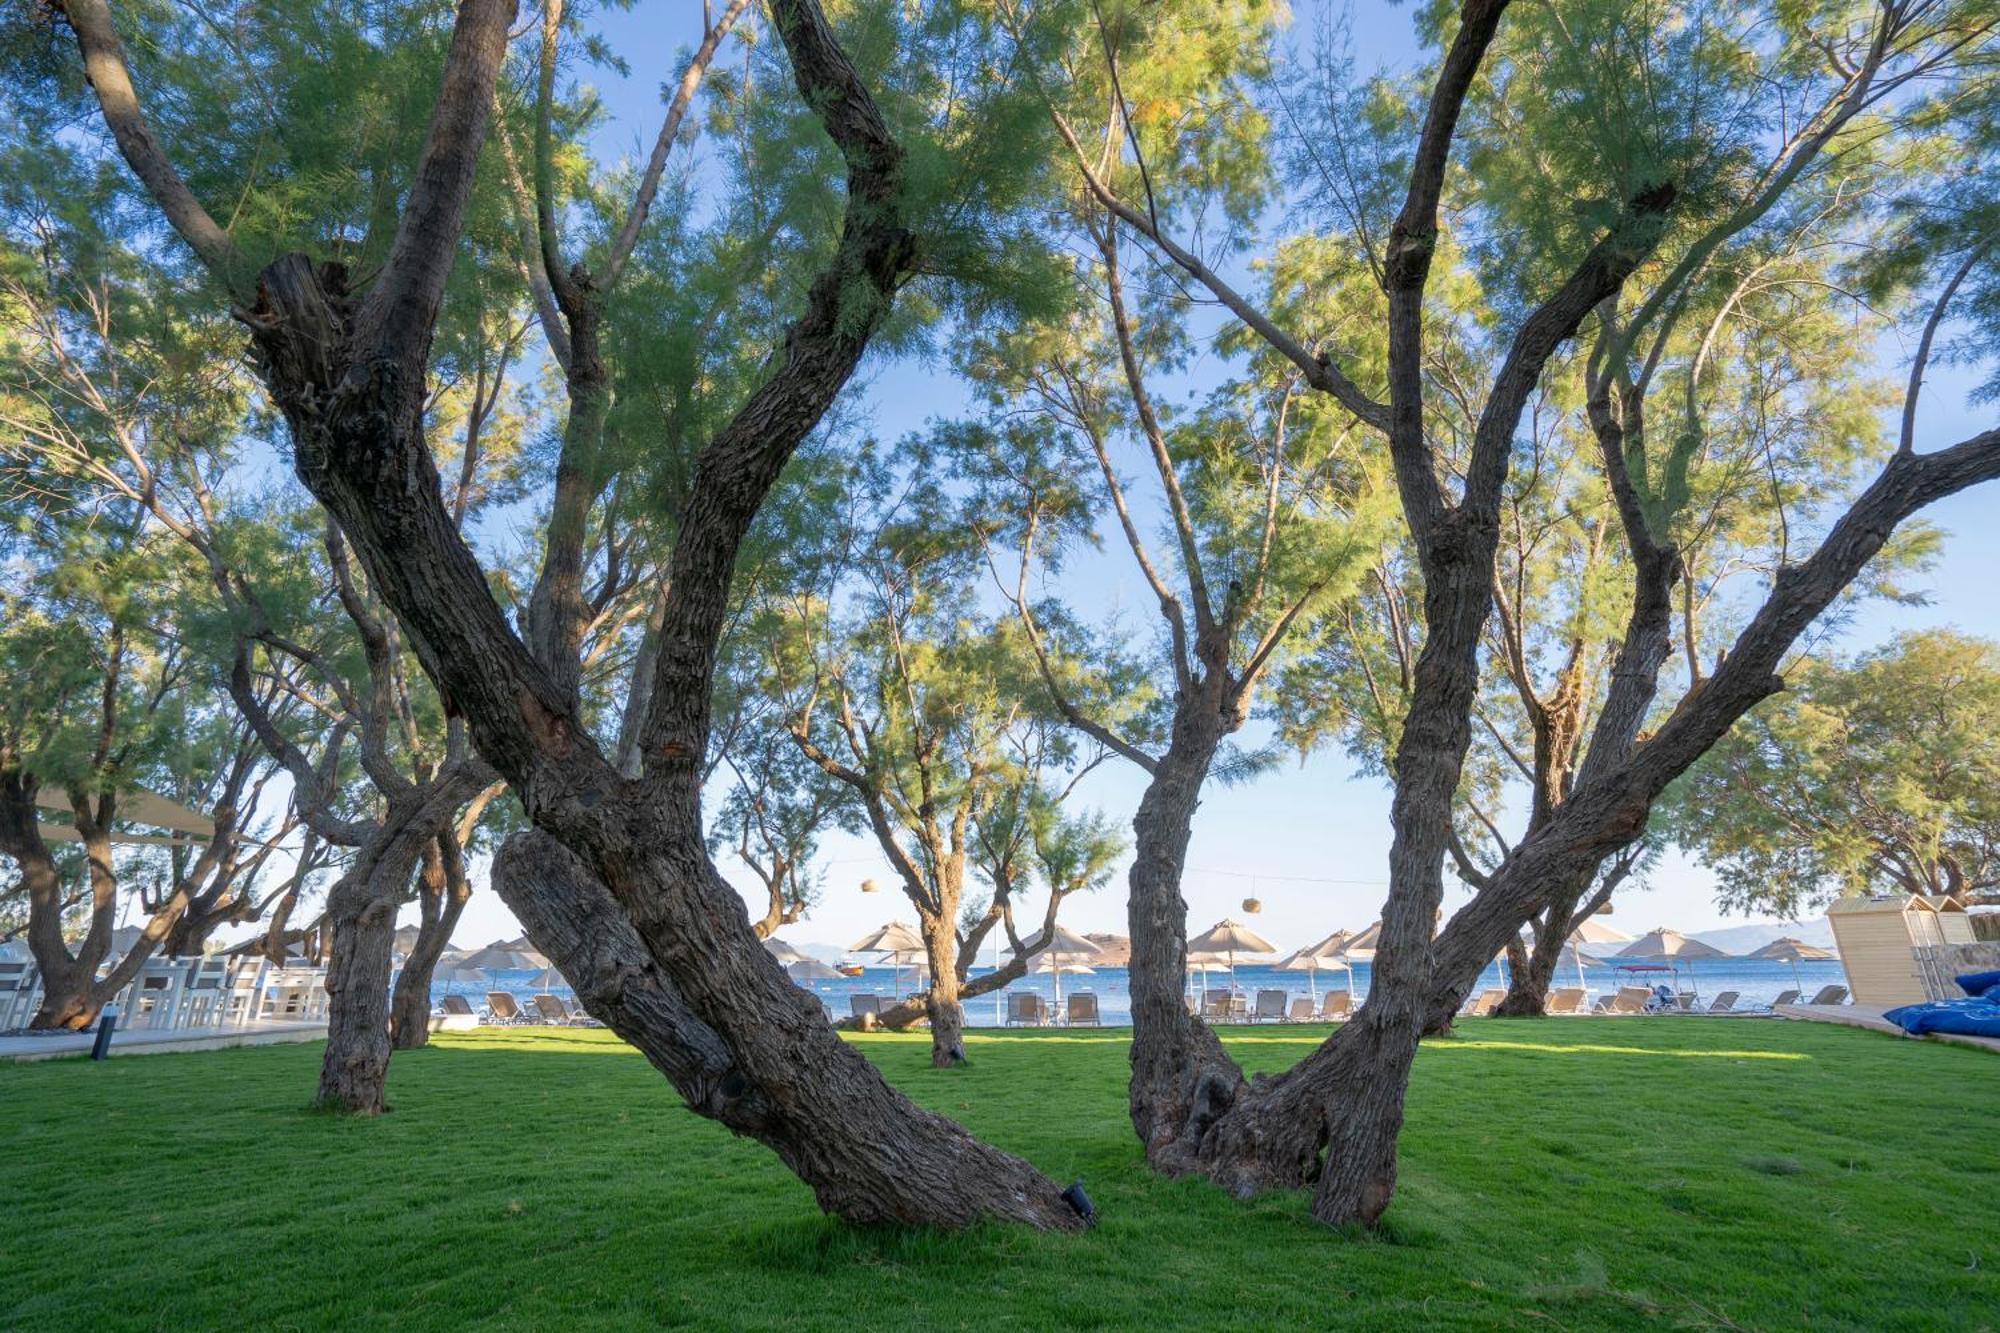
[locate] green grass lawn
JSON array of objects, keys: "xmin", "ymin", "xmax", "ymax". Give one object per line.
[{"xmin": 2, "ymin": 1019, "xmax": 1995, "ymax": 1331}]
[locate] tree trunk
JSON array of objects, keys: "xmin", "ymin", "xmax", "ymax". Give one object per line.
[
  {"xmin": 1493, "ymin": 891, "xmax": 1577, "ymax": 1018},
  {"xmin": 493, "ymin": 830, "xmax": 1084, "ymax": 1228},
  {"xmin": 1124, "ymin": 706, "xmax": 1244, "ymax": 1171},
  {"xmin": 920, "ymin": 915, "xmax": 966, "ymax": 1067},
  {"xmin": 315, "ymin": 830, "xmax": 426, "ymax": 1112},
  {"xmin": 389, "ymin": 834, "xmax": 472, "ymax": 1050}
]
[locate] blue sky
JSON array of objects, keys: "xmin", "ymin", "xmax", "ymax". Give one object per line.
[{"xmin": 439, "ymin": 1, "xmax": 2000, "ymax": 955}]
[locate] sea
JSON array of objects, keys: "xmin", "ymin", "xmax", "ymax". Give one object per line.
[{"xmin": 438, "ymin": 956, "xmax": 1851, "ymax": 1027}]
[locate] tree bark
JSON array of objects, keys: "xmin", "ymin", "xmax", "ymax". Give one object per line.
[
  {"xmin": 389, "ymin": 832, "xmax": 473, "ymax": 1050},
  {"xmin": 920, "ymin": 913, "xmax": 966, "ymax": 1067}
]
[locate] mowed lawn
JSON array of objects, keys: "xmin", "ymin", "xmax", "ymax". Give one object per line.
[{"xmin": 3, "ymin": 1019, "xmax": 1995, "ymax": 1331}]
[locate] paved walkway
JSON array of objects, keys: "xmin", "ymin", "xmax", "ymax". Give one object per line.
[
  {"xmin": 0, "ymin": 1019, "xmax": 326, "ymax": 1063},
  {"xmin": 1774, "ymin": 1002, "xmax": 2000, "ymax": 1055}
]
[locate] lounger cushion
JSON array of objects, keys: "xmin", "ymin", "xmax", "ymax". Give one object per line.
[
  {"xmin": 1883, "ymin": 998, "xmax": 2000, "ymax": 1038},
  {"xmin": 1953, "ymin": 969, "xmax": 2000, "ymax": 999}
]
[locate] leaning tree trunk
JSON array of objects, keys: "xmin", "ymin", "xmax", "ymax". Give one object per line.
[
  {"xmin": 1493, "ymin": 888, "xmax": 1580, "ymax": 1018},
  {"xmin": 494, "ymin": 830, "xmax": 1084, "ymax": 1228}
]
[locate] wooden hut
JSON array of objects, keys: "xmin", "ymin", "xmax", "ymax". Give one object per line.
[{"xmin": 1826, "ymin": 895, "xmax": 1967, "ymax": 1005}]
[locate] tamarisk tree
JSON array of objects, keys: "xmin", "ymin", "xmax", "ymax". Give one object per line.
[
  {"xmin": 54, "ymin": 0, "xmax": 1088, "ymax": 1228},
  {"xmin": 1033, "ymin": 0, "xmax": 2000, "ymax": 1225}
]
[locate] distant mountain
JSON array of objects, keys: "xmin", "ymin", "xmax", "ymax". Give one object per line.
[{"xmin": 1690, "ymin": 919, "xmax": 1837, "ymax": 955}]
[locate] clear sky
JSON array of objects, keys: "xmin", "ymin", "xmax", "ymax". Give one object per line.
[{"xmin": 433, "ymin": 1, "xmax": 2000, "ymax": 956}]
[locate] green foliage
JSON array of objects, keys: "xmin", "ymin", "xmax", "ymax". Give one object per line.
[{"xmin": 1668, "ymin": 630, "xmax": 2000, "ymax": 914}]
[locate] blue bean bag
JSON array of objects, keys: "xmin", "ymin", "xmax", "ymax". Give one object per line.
[
  {"xmin": 1953, "ymin": 969, "xmax": 2000, "ymax": 999},
  {"xmin": 1883, "ymin": 996, "xmax": 2000, "ymax": 1039}
]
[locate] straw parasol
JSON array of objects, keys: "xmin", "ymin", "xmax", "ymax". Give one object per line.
[
  {"xmin": 1617, "ymin": 928, "xmax": 1728, "ymax": 1001},
  {"xmin": 762, "ymin": 937, "xmax": 812, "ymax": 965},
  {"xmin": 457, "ymin": 941, "xmax": 552, "ymax": 973},
  {"xmin": 1747, "ymin": 936, "xmax": 1836, "ymax": 992},
  {"xmin": 1569, "ymin": 918, "xmax": 1632, "ymax": 946},
  {"xmin": 1187, "ymin": 918, "xmax": 1276, "ymax": 991},
  {"xmin": 851, "ymin": 922, "xmax": 925, "ymax": 994},
  {"xmin": 1336, "ymin": 920, "xmax": 1382, "ymax": 961},
  {"xmin": 1276, "ymin": 928, "xmax": 1353, "ymax": 1000},
  {"xmin": 1027, "ymin": 925, "xmax": 1103, "ymax": 1015},
  {"xmin": 788, "ymin": 958, "xmax": 843, "ymax": 984},
  {"xmin": 436, "ymin": 961, "xmax": 488, "ymax": 997}
]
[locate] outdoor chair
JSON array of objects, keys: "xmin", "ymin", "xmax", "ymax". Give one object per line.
[
  {"xmin": 1006, "ymin": 992, "xmax": 1046, "ymax": 1026},
  {"xmin": 1253, "ymin": 989, "xmax": 1289, "ymax": 1023},
  {"xmin": 122, "ymin": 962, "xmax": 186, "ymax": 1029},
  {"xmin": 1593, "ymin": 986, "xmax": 1650, "ymax": 1014},
  {"xmin": 1706, "ymin": 991, "xmax": 1740, "ymax": 1014},
  {"xmin": 1289, "ymin": 997, "xmax": 1314, "ymax": 1022},
  {"xmin": 1462, "ymin": 988, "xmax": 1505, "ymax": 1017},
  {"xmin": 1768, "ymin": 989, "xmax": 1801, "ymax": 1009},
  {"xmin": 1806, "ymin": 984, "xmax": 1849, "ymax": 1006},
  {"xmin": 850, "ymin": 994, "xmax": 882, "ymax": 1021},
  {"xmin": 1067, "ymin": 992, "xmax": 1101, "ymax": 1026},
  {"xmin": 484, "ymin": 991, "xmax": 531, "ymax": 1025},
  {"xmin": 1319, "ymin": 991, "xmax": 1352, "ymax": 1020},
  {"xmin": 1546, "ymin": 987, "xmax": 1586, "ymax": 1015},
  {"xmin": 438, "ymin": 994, "xmax": 475, "ymax": 1018},
  {"xmin": 176, "ymin": 957, "xmax": 232, "ymax": 1026},
  {"xmin": 531, "ymin": 993, "xmax": 587, "ymax": 1025},
  {"xmin": 1203, "ymin": 991, "xmax": 1234, "ymax": 1023},
  {"xmin": 218, "ymin": 959, "xmax": 266, "ymax": 1027}
]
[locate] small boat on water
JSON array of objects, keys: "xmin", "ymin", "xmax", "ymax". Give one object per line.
[{"xmin": 836, "ymin": 962, "xmax": 866, "ymax": 977}]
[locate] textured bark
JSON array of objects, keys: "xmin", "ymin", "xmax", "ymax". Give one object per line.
[
  {"xmin": 493, "ymin": 830, "xmax": 1081, "ymax": 1227},
  {"xmin": 389, "ymin": 832, "xmax": 473, "ymax": 1050}
]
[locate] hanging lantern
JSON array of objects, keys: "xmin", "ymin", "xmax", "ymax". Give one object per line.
[
  {"xmin": 860, "ymin": 878, "xmax": 880, "ymax": 894},
  {"xmin": 1241, "ymin": 896, "xmax": 1262, "ymax": 914}
]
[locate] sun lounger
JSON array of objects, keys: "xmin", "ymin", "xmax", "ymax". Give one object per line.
[
  {"xmin": 1, "ymin": 960, "xmax": 41, "ymax": 1030},
  {"xmin": 850, "ymin": 993, "xmax": 883, "ymax": 1021},
  {"xmin": 1006, "ymin": 992, "xmax": 1046, "ymax": 1026},
  {"xmin": 1067, "ymin": 993, "xmax": 1101, "ymax": 1026},
  {"xmin": 1289, "ymin": 997, "xmax": 1314, "ymax": 1022},
  {"xmin": 1462, "ymin": 988, "xmax": 1505, "ymax": 1017},
  {"xmin": 1546, "ymin": 987, "xmax": 1586, "ymax": 1015},
  {"xmin": 438, "ymin": 994, "xmax": 475, "ymax": 1018},
  {"xmin": 1203, "ymin": 992, "xmax": 1234, "ymax": 1023},
  {"xmin": 1592, "ymin": 986, "xmax": 1650, "ymax": 1015},
  {"xmin": 1768, "ymin": 989, "xmax": 1801, "ymax": 1009},
  {"xmin": 1706, "ymin": 991, "xmax": 1739, "ymax": 1014},
  {"xmin": 1253, "ymin": 989, "xmax": 1289, "ymax": 1023},
  {"xmin": 485, "ymin": 991, "xmax": 531, "ymax": 1024},
  {"xmin": 531, "ymin": 993, "xmax": 588, "ymax": 1025},
  {"xmin": 1806, "ymin": 984, "xmax": 1848, "ymax": 1006},
  {"xmin": 1319, "ymin": 991, "xmax": 1352, "ymax": 1020}
]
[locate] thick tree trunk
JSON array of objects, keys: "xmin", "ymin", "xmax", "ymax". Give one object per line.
[
  {"xmin": 1493, "ymin": 891, "xmax": 1578, "ymax": 1018},
  {"xmin": 313, "ymin": 840, "xmax": 418, "ymax": 1112},
  {"xmin": 494, "ymin": 830, "xmax": 1083, "ymax": 1228},
  {"xmin": 1124, "ymin": 708, "xmax": 1244, "ymax": 1171}
]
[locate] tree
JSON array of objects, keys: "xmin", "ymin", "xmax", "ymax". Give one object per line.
[
  {"xmin": 763, "ymin": 458, "xmax": 1114, "ymax": 1063},
  {"xmin": 1035, "ymin": 0, "xmax": 2000, "ymax": 1225},
  {"xmin": 1670, "ymin": 630, "xmax": 2000, "ymax": 912},
  {"xmin": 51, "ymin": 0, "xmax": 1087, "ymax": 1228}
]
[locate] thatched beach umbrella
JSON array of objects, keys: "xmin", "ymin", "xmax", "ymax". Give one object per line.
[
  {"xmin": 1276, "ymin": 929, "xmax": 1353, "ymax": 1000},
  {"xmin": 1617, "ymin": 928, "xmax": 1728, "ymax": 1001},
  {"xmin": 851, "ymin": 922, "xmax": 924, "ymax": 994},
  {"xmin": 1748, "ymin": 936, "xmax": 1836, "ymax": 993},
  {"xmin": 458, "ymin": 941, "xmax": 551, "ymax": 973},
  {"xmin": 788, "ymin": 958, "xmax": 842, "ymax": 984},
  {"xmin": 1026, "ymin": 926, "xmax": 1103, "ymax": 1015},
  {"xmin": 1187, "ymin": 918, "xmax": 1276, "ymax": 992}
]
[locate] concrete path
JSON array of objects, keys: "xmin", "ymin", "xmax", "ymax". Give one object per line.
[
  {"xmin": 1774, "ymin": 1002, "xmax": 2000, "ymax": 1055},
  {"xmin": 0, "ymin": 1019, "xmax": 326, "ymax": 1063}
]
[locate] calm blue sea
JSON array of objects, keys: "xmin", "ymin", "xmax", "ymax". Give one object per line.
[{"xmin": 438, "ymin": 956, "xmax": 1849, "ymax": 1026}]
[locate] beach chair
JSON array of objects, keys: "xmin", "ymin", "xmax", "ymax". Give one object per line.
[
  {"xmin": 531, "ymin": 993, "xmax": 586, "ymax": 1025},
  {"xmin": 1319, "ymin": 991, "xmax": 1352, "ymax": 1021},
  {"xmin": 1706, "ymin": 990, "xmax": 1739, "ymax": 1014},
  {"xmin": 1067, "ymin": 992, "xmax": 1101, "ymax": 1026},
  {"xmin": 1006, "ymin": 993, "xmax": 1046, "ymax": 1026},
  {"xmin": 1462, "ymin": 988, "xmax": 1505, "ymax": 1017},
  {"xmin": 1289, "ymin": 997, "xmax": 1314, "ymax": 1022},
  {"xmin": 850, "ymin": 993, "xmax": 883, "ymax": 1021},
  {"xmin": 1253, "ymin": 990, "xmax": 1289, "ymax": 1023},
  {"xmin": 484, "ymin": 991, "xmax": 531, "ymax": 1025},
  {"xmin": 1546, "ymin": 987, "xmax": 1586, "ymax": 1015},
  {"xmin": 438, "ymin": 993, "xmax": 476, "ymax": 1019},
  {"xmin": 1203, "ymin": 991, "xmax": 1234, "ymax": 1024},
  {"xmin": 1806, "ymin": 984, "xmax": 1848, "ymax": 1006},
  {"xmin": 1768, "ymin": 989, "xmax": 1801, "ymax": 1009},
  {"xmin": 1593, "ymin": 986, "xmax": 1649, "ymax": 1015},
  {"xmin": 121, "ymin": 960, "xmax": 187, "ymax": 1029}
]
